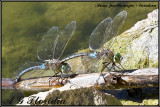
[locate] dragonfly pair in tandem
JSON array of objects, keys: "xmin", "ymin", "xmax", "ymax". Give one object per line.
[{"xmin": 15, "ymin": 11, "xmax": 127, "ymax": 84}]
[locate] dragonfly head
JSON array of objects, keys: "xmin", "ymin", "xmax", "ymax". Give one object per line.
[
  {"xmin": 61, "ymin": 63, "xmax": 71, "ymax": 74},
  {"xmin": 114, "ymin": 53, "xmax": 123, "ymax": 63}
]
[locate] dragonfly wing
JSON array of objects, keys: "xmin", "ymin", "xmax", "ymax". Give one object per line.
[
  {"xmin": 80, "ymin": 56, "xmax": 103, "ymax": 73},
  {"xmin": 105, "ymin": 11, "xmax": 127, "ymax": 48},
  {"xmin": 15, "ymin": 62, "xmax": 57, "ymax": 82},
  {"xmin": 89, "ymin": 17, "xmax": 112, "ymax": 51},
  {"xmin": 53, "ymin": 21, "xmax": 76, "ymax": 59},
  {"xmin": 37, "ymin": 26, "xmax": 59, "ymax": 61},
  {"xmin": 14, "ymin": 62, "xmax": 44, "ymax": 80}
]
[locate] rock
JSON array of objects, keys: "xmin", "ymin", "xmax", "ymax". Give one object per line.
[
  {"xmin": 110, "ymin": 9, "xmax": 158, "ymax": 69},
  {"xmin": 17, "ymin": 86, "xmax": 122, "ymax": 105},
  {"xmin": 67, "ymin": 9, "xmax": 158, "ymax": 72},
  {"xmin": 16, "ymin": 68, "xmax": 158, "ymax": 105}
]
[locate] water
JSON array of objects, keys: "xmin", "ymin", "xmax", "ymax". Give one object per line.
[{"xmin": 2, "ymin": 1, "xmax": 158, "ymax": 105}]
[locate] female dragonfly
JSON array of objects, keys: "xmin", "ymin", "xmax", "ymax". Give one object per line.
[
  {"xmin": 15, "ymin": 21, "xmax": 76, "ymax": 82},
  {"xmin": 61, "ymin": 11, "xmax": 127, "ymax": 74}
]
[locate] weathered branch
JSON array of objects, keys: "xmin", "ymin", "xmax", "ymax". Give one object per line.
[
  {"xmin": 2, "ymin": 68, "xmax": 158, "ymax": 91},
  {"xmin": 103, "ymin": 70, "xmax": 158, "ymax": 89}
]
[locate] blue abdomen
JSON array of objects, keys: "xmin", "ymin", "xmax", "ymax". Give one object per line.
[
  {"xmin": 89, "ymin": 52, "xmax": 97, "ymax": 58},
  {"xmin": 16, "ymin": 63, "xmax": 46, "ymax": 82}
]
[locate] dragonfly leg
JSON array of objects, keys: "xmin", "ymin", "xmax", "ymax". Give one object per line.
[
  {"xmin": 102, "ymin": 62, "xmax": 108, "ymax": 64},
  {"xmin": 48, "ymin": 77, "xmax": 57, "ymax": 86},
  {"xmin": 101, "ymin": 62, "xmax": 111, "ymax": 73},
  {"xmin": 60, "ymin": 72, "xmax": 64, "ymax": 84},
  {"xmin": 114, "ymin": 63, "xmax": 125, "ymax": 74},
  {"xmin": 119, "ymin": 63, "xmax": 125, "ymax": 70},
  {"xmin": 102, "ymin": 62, "xmax": 116, "ymax": 83},
  {"xmin": 109, "ymin": 63, "xmax": 115, "ymax": 72},
  {"xmin": 96, "ymin": 62, "xmax": 111, "ymax": 83},
  {"xmin": 48, "ymin": 72, "xmax": 60, "ymax": 86},
  {"xmin": 48, "ymin": 77, "xmax": 53, "ymax": 86},
  {"xmin": 113, "ymin": 64, "xmax": 116, "ymax": 71},
  {"xmin": 57, "ymin": 74, "xmax": 62, "ymax": 84},
  {"xmin": 60, "ymin": 72, "xmax": 69, "ymax": 85}
]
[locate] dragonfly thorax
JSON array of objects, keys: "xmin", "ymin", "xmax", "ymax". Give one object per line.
[
  {"xmin": 97, "ymin": 49, "xmax": 114, "ymax": 61},
  {"xmin": 45, "ymin": 59, "xmax": 71, "ymax": 74},
  {"xmin": 45, "ymin": 59, "xmax": 62, "ymax": 71}
]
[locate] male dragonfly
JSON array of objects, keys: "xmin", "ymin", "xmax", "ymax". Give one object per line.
[{"xmin": 61, "ymin": 11, "xmax": 127, "ymax": 76}]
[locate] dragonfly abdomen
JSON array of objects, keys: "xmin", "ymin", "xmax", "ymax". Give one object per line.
[
  {"xmin": 88, "ymin": 52, "xmax": 97, "ymax": 58},
  {"xmin": 16, "ymin": 63, "xmax": 46, "ymax": 82},
  {"xmin": 60, "ymin": 53, "xmax": 89, "ymax": 63}
]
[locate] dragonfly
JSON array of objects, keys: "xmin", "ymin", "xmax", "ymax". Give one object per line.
[
  {"xmin": 15, "ymin": 21, "xmax": 76, "ymax": 83},
  {"xmin": 61, "ymin": 11, "xmax": 127, "ymax": 75}
]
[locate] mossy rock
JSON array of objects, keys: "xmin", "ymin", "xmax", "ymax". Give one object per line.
[
  {"xmin": 67, "ymin": 9, "xmax": 158, "ymax": 73},
  {"xmin": 27, "ymin": 87, "xmax": 122, "ymax": 105},
  {"xmin": 121, "ymin": 99, "xmax": 158, "ymax": 105}
]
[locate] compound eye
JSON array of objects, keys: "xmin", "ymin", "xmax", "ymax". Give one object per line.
[{"xmin": 61, "ymin": 63, "xmax": 71, "ymax": 73}]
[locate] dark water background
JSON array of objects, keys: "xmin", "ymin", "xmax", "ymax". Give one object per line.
[{"xmin": 2, "ymin": 1, "xmax": 158, "ymax": 105}]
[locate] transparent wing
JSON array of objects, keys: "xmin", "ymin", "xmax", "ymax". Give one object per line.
[
  {"xmin": 80, "ymin": 56, "xmax": 103, "ymax": 73},
  {"xmin": 14, "ymin": 62, "xmax": 55, "ymax": 81},
  {"xmin": 13, "ymin": 62, "xmax": 43, "ymax": 79},
  {"xmin": 53, "ymin": 21, "xmax": 76, "ymax": 59},
  {"xmin": 37, "ymin": 26, "xmax": 59, "ymax": 61},
  {"xmin": 105, "ymin": 11, "xmax": 127, "ymax": 48},
  {"xmin": 89, "ymin": 17, "xmax": 112, "ymax": 51},
  {"xmin": 66, "ymin": 55, "xmax": 102, "ymax": 74},
  {"xmin": 20, "ymin": 68, "xmax": 54, "ymax": 81}
]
